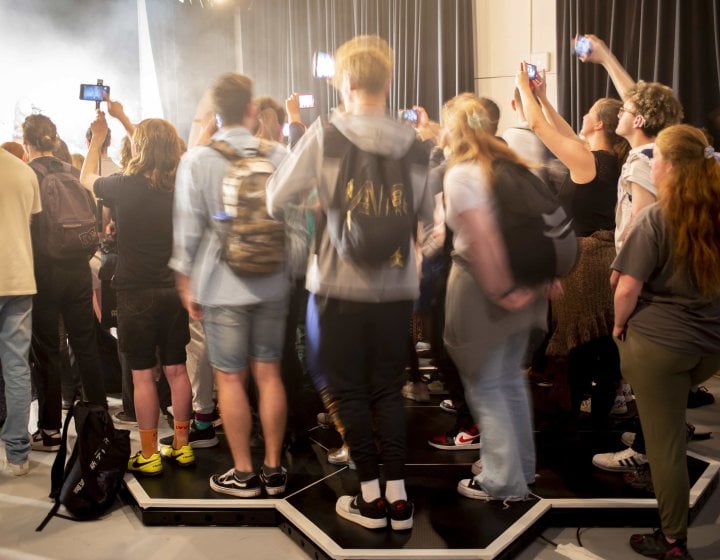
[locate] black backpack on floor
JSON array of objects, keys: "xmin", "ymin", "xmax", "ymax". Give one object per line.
[{"xmin": 36, "ymin": 402, "xmax": 131, "ymax": 530}]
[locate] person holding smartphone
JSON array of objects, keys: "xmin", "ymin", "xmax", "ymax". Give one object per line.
[
  {"xmin": 515, "ymin": 62, "xmax": 631, "ymax": 423},
  {"xmin": 83, "ymin": 112, "xmax": 195, "ymax": 477}
]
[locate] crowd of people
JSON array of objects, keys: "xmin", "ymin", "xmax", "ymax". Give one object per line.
[{"xmin": 1, "ymin": 32, "xmax": 719, "ymax": 560}]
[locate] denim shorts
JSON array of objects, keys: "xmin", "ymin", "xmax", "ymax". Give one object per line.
[
  {"xmin": 202, "ymin": 298, "xmax": 288, "ymax": 372},
  {"xmin": 116, "ymin": 287, "xmax": 190, "ymax": 370}
]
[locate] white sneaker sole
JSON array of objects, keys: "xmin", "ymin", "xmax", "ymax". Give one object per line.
[
  {"xmin": 428, "ymin": 441, "xmax": 480, "ymax": 451},
  {"xmin": 209, "ymin": 477, "xmax": 261, "ymax": 498},
  {"xmin": 390, "ymin": 517, "xmax": 413, "ymax": 530},
  {"xmin": 335, "ymin": 496, "xmax": 387, "ymax": 529},
  {"xmin": 189, "ymin": 436, "xmax": 219, "ymax": 449}
]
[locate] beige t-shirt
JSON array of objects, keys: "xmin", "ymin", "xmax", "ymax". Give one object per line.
[{"xmin": 0, "ymin": 149, "xmax": 41, "ymax": 295}]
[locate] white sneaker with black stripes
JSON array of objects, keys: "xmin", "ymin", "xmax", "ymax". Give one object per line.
[{"xmin": 592, "ymin": 447, "xmax": 648, "ymax": 472}]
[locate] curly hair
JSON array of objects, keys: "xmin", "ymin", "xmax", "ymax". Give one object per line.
[
  {"xmin": 656, "ymin": 124, "xmax": 720, "ymax": 297},
  {"xmin": 626, "ymin": 81, "xmax": 683, "ymax": 137},
  {"xmin": 124, "ymin": 119, "xmax": 183, "ymax": 193},
  {"xmin": 22, "ymin": 114, "xmax": 58, "ymax": 152},
  {"xmin": 443, "ymin": 93, "xmax": 525, "ymax": 178},
  {"xmin": 593, "ymin": 98, "xmax": 630, "ymax": 162},
  {"xmin": 333, "ymin": 35, "xmax": 392, "ymax": 95}
]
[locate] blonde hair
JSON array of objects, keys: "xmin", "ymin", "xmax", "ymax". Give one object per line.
[
  {"xmin": 124, "ymin": 119, "xmax": 183, "ymax": 192},
  {"xmin": 656, "ymin": 124, "xmax": 720, "ymax": 297},
  {"xmin": 443, "ymin": 93, "xmax": 525, "ymax": 178},
  {"xmin": 333, "ymin": 35, "xmax": 392, "ymax": 94}
]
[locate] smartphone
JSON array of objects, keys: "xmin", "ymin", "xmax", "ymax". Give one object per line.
[
  {"xmin": 400, "ymin": 109, "xmax": 418, "ymax": 125},
  {"xmin": 575, "ymin": 34, "xmax": 592, "ymax": 57},
  {"xmin": 312, "ymin": 51, "xmax": 335, "ymax": 79},
  {"xmin": 79, "ymin": 83, "xmax": 110, "ymax": 102},
  {"xmin": 525, "ymin": 63, "xmax": 537, "ymax": 80},
  {"xmin": 298, "ymin": 94, "xmax": 315, "ymax": 109}
]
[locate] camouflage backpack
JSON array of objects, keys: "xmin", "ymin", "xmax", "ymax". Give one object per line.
[{"xmin": 210, "ymin": 140, "xmax": 285, "ymax": 276}]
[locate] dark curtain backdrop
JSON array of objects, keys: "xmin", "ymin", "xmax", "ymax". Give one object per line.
[
  {"xmin": 556, "ymin": 0, "xmax": 720, "ymax": 148},
  {"xmin": 236, "ymin": 0, "xmax": 475, "ymax": 123},
  {"xmin": 145, "ymin": 1, "xmax": 236, "ymax": 141}
]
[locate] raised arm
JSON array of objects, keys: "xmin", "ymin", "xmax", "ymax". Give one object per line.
[
  {"xmin": 578, "ymin": 34, "xmax": 635, "ymax": 100},
  {"xmin": 187, "ymin": 89, "xmax": 217, "ymax": 148},
  {"xmin": 515, "ymin": 64, "xmax": 596, "ymax": 184},
  {"xmin": 533, "ymin": 70, "xmax": 578, "ymax": 139},
  {"xmin": 80, "ymin": 111, "xmax": 108, "ymax": 191},
  {"xmin": 106, "ymin": 98, "xmax": 135, "ymax": 137}
]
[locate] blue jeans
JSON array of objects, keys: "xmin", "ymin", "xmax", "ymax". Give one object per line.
[
  {"xmin": 202, "ymin": 298, "xmax": 288, "ymax": 372},
  {"xmin": 0, "ymin": 296, "xmax": 33, "ymax": 464},
  {"xmin": 460, "ymin": 330, "xmax": 535, "ymax": 498},
  {"xmin": 305, "ymin": 293, "xmax": 328, "ymax": 392}
]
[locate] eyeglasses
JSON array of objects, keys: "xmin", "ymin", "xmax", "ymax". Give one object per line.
[{"xmin": 618, "ymin": 106, "xmax": 639, "ymax": 118}]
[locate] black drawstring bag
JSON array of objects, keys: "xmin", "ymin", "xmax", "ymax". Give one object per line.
[{"xmin": 36, "ymin": 402, "xmax": 130, "ymax": 530}]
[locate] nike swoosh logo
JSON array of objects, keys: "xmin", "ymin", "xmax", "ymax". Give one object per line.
[{"xmin": 457, "ymin": 434, "xmax": 478, "ymax": 444}]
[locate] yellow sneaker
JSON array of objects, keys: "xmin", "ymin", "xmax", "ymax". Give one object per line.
[
  {"xmin": 160, "ymin": 444, "xmax": 196, "ymax": 467},
  {"xmin": 127, "ymin": 451, "xmax": 163, "ymax": 476}
]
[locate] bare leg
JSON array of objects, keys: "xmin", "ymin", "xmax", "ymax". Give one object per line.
[
  {"xmin": 132, "ymin": 368, "xmax": 159, "ymax": 430},
  {"xmin": 250, "ymin": 359, "xmax": 286, "ymax": 469},
  {"xmin": 215, "ymin": 367, "xmax": 253, "ymax": 472},
  {"xmin": 162, "ymin": 363, "xmax": 192, "ymax": 422}
]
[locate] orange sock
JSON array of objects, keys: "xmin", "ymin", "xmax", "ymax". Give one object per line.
[
  {"xmin": 138, "ymin": 428, "xmax": 158, "ymax": 459},
  {"xmin": 174, "ymin": 420, "xmax": 190, "ymax": 449}
]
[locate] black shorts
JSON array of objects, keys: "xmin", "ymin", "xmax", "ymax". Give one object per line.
[{"xmin": 116, "ymin": 287, "xmax": 190, "ymax": 370}]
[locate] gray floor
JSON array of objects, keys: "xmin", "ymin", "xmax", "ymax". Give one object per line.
[{"xmin": 2, "ymin": 376, "xmax": 719, "ymax": 560}]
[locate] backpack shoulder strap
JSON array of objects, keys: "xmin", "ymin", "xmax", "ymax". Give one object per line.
[
  {"xmin": 208, "ymin": 139, "xmax": 240, "ymax": 161},
  {"xmin": 321, "ymin": 119, "xmax": 352, "ymax": 159},
  {"xmin": 36, "ymin": 403, "xmax": 76, "ymax": 531}
]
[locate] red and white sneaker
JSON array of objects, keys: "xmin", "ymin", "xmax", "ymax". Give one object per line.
[{"xmin": 428, "ymin": 424, "xmax": 481, "ymax": 450}]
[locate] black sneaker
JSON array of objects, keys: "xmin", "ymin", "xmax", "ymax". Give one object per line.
[
  {"xmin": 31, "ymin": 430, "xmax": 60, "ymax": 452},
  {"xmin": 260, "ymin": 466, "xmax": 287, "ymax": 496},
  {"xmin": 630, "ymin": 529, "xmax": 693, "ymax": 559},
  {"xmin": 159, "ymin": 421, "xmax": 219, "ymax": 449},
  {"xmin": 209, "ymin": 468, "xmax": 262, "ymax": 498},
  {"xmin": 335, "ymin": 494, "xmax": 388, "ymax": 529},
  {"xmin": 387, "ymin": 499, "xmax": 414, "ymax": 531},
  {"xmin": 687, "ymin": 387, "xmax": 715, "ymax": 408}
]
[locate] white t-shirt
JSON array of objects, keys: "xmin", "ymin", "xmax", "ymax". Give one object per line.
[
  {"xmin": 502, "ymin": 124, "xmax": 547, "ymax": 166},
  {"xmin": 0, "ymin": 149, "xmax": 41, "ymax": 295},
  {"xmin": 444, "ymin": 162, "xmax": 491, "ymax": 259},
  {"xmin": 614, "ymin": 143, "xmax": 655, "ymax": 252}
]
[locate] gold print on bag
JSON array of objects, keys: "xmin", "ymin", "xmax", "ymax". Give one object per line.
[{"xmin": 345, "ymin": 180, "xmax": 407, "ymax": 219}]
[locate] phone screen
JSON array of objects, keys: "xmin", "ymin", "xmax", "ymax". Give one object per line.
[
  {"xmin": 298, "ymin": 94, "xmax": 315, "ymax": 109},
  {"xmin": 526, "ymin": 63, "xmax": 537, "ymax": 80},
  {"xmin": 575, "ymin": 35, "xmax": 592, "ymax": 57},
  {"xmin": 312, "ymin": 51, "xmax": 335, "ymax": 79},
  {"xmin": 401, "ymin": 109, "xmax": 418, "ymax": 124},
  {"xmin": 79, "ymin": 84, "xmax": 110, "ymax": 102}
]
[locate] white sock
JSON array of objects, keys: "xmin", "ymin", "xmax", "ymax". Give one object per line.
[
  {"xmin": 360, "ymin": 479, "xmax": 381, "ymax": 503},
  {"xmin": 42, "ymin": 429, "xmax": 59, "ymax": 436},
  {"xmin": 385, "ymin": 479, "xmax": 407, "ymax": 503}
]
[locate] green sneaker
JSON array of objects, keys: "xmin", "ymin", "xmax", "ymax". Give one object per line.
[
  {"xmin": 160, "ymin": 444, "xmax": 196, "ymax": 467},
  {"xmin": 127, "ymin": 451, "xmax": 163, "ymax": 476}
]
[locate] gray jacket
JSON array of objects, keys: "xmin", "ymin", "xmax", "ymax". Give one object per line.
[{"xmin": 267, "ymin": 111, "xmax": 434, "ymax": 302}]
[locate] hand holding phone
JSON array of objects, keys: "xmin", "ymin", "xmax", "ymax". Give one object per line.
[{"xmin": 575, "ymin": 35, "xmax": 592, "ymax": 57}]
